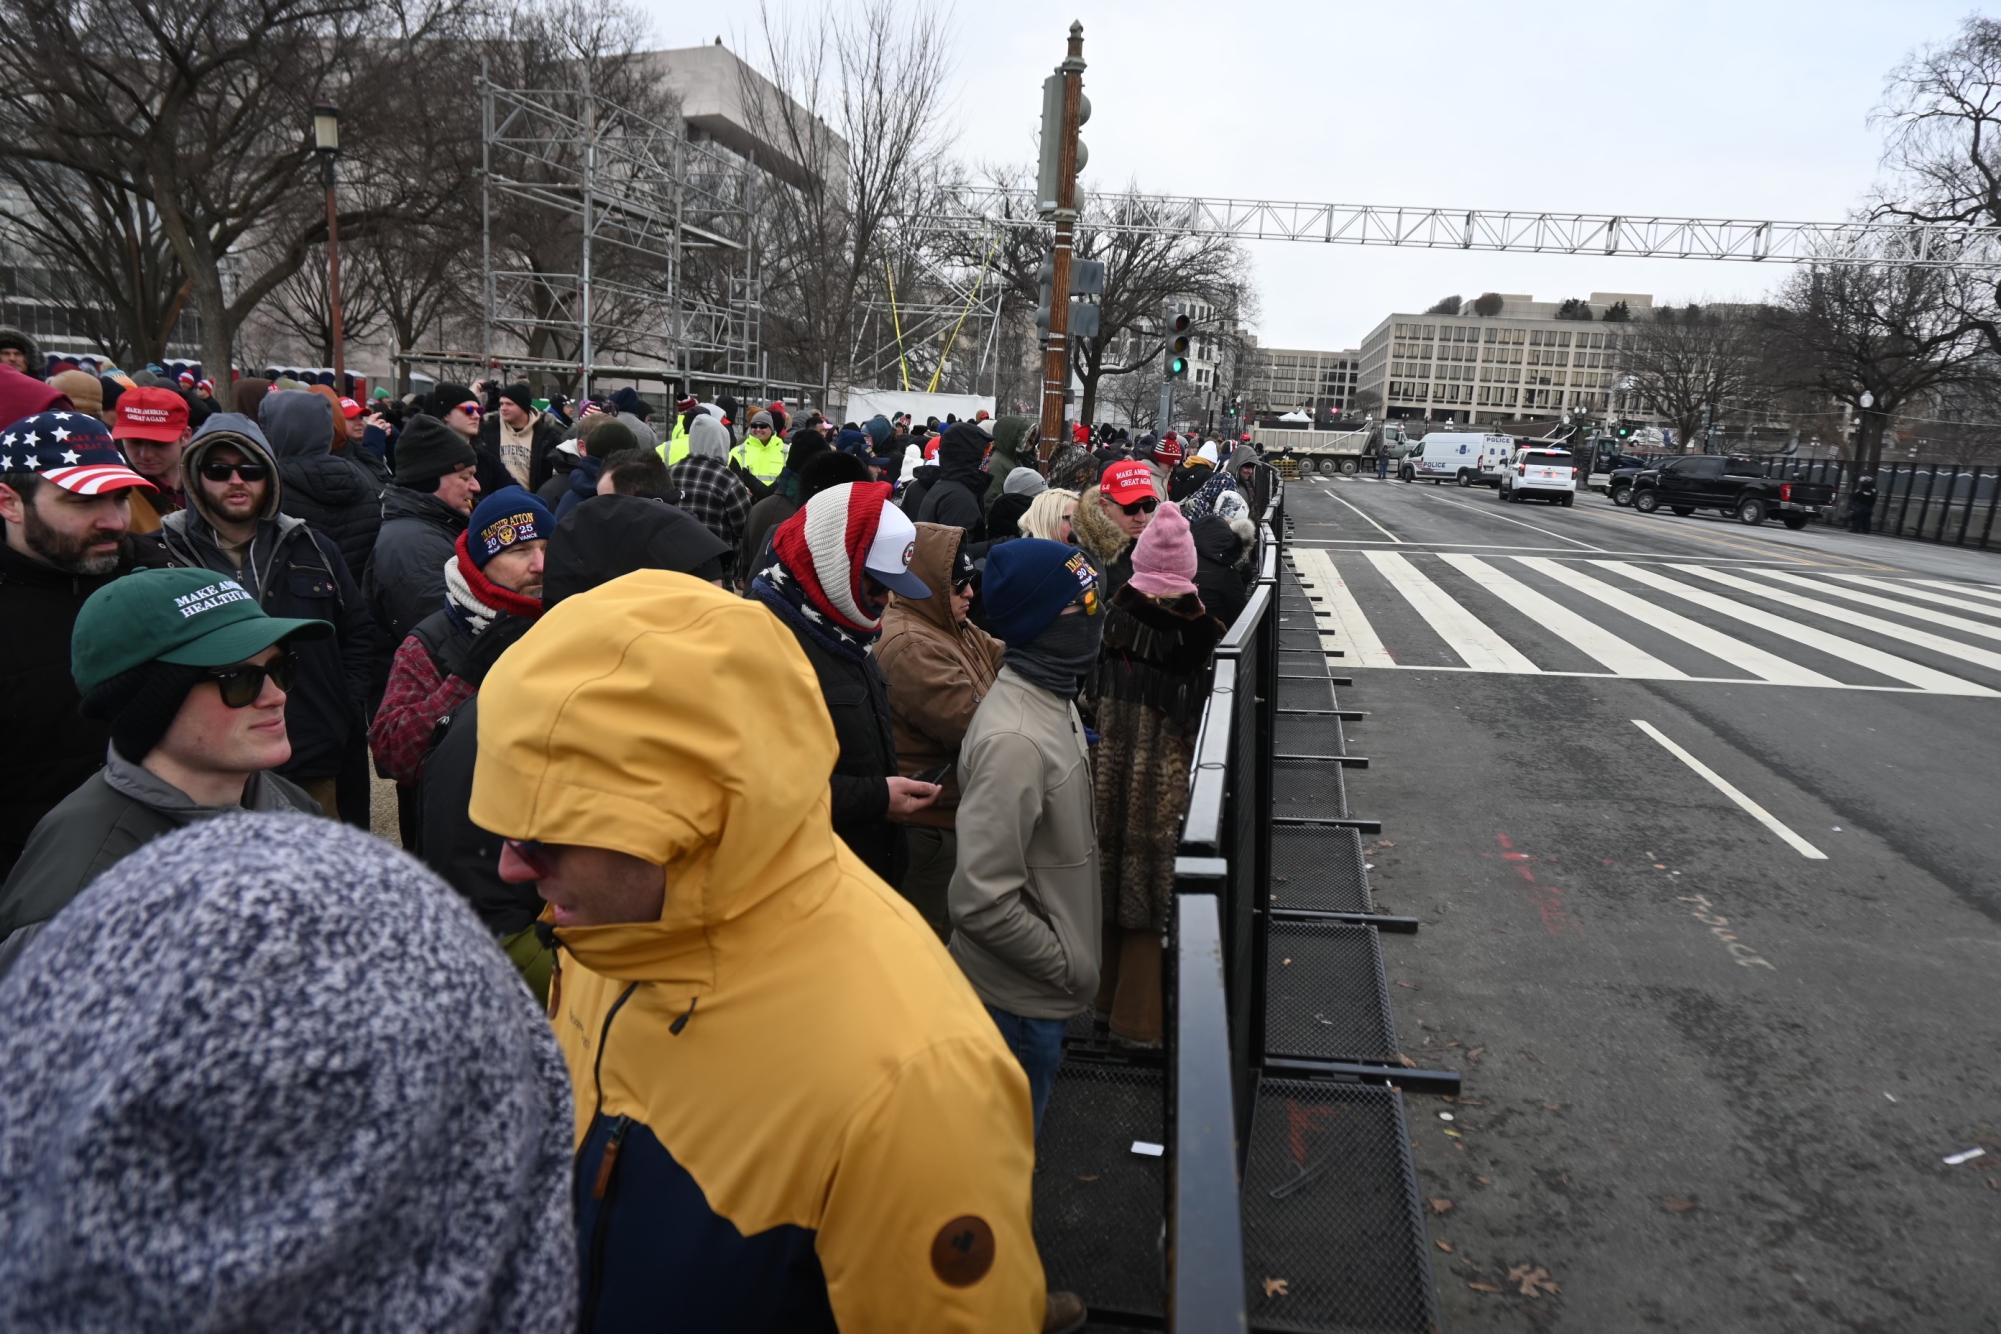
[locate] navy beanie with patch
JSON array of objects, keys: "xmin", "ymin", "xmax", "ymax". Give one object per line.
[
  {"xmin": 466, "ymin": 487, "xmax": 554, "ymax": 570},
  {"xmin": 981, "ymin": 538, "xmax": 1100, "ymax": 645}
]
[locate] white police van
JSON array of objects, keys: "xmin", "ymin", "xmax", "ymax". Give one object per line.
[{"xmin": 1399, "ymin": 432, "xmax": 1516, "ymax": 487}]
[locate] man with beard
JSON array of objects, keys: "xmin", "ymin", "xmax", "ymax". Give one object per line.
[{"xmin": 0, "ymin": 412, "xmax": 155, "ymax": 877}]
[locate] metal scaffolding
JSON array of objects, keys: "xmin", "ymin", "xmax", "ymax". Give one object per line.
[
  {"xmin": 932, "ymin": 188, "xmax": 2001, "ymax": 268},
  {"xmin": 469, "ymin": 66, "xmax": 766, "ymax": 399}
]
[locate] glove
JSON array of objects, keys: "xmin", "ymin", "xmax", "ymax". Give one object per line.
[{"xmin": 444, "ymin": 615, "xmax": 533, "ymax": 687}]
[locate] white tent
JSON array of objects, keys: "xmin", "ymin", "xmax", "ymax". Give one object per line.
[{"xmin": 1278, "ymin": 410, "xmax": 1313, "ymax": 424}]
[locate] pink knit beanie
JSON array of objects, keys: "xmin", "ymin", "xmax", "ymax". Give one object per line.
[{"xmin": 1126, "ymin": 498, "xmax": 1198, "ymax": 599}]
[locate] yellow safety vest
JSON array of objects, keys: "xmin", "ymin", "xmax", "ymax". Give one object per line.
[{"xmin": 658, "ymin": 420, "xmax": 691, "ymax": 466}]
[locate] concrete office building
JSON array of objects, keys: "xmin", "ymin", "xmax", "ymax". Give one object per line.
[
  {"xmin": 1245, "ymin": 346, "xmax": 1364, "ymax": 419},
  {"xmin": 1355, "ymin": 292, "xmax": 1655, "ymax": 427}
]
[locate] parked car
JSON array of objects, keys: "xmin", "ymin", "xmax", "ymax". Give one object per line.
[
  {"xmin": 1497, "ymin": 447, "xmax": 1578, "ymax": 506},
  {"xmin": 1629, "ymin": 456, "xmax": 1836, "ymax": 528}
]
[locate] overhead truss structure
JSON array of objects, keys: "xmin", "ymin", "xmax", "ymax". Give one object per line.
[
  {"xmin": 934, "ymin": 187, "xmax": 2001, "ymax": 268},
  {"xmin": 477, "ymin": 69, "xmax": 765, "ymax": 397}
]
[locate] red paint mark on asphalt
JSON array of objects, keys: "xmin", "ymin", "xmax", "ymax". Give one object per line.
[
  {"xmin": 1494, "ymin": 831, "xmax": 1573, "ymax": 937},
  {"xmin": 1285, "ymin": 1100, "xmax": 1339, "ymax": 1165}
]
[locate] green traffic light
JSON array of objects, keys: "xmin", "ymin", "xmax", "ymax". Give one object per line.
[{"xmin": 1169, "ymin": 356, "xmax": 1187, "ymax": 376}]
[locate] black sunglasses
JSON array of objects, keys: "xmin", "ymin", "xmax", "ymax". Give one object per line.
[
  {"xmin": 199, "ymin": 460, "xmax": 269, "ymax": 483},
  {"xmin": 205, "ymin": 651, "xmax": 297, "ymax": 708},
  {"xmin": 1118, "ymin": 496, "xmax": 1160, "ymax": 516}
]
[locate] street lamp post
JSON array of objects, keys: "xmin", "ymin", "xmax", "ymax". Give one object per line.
[{"xmin": 312, "ymin": 103, "xmax": 344, "ymax": 390}]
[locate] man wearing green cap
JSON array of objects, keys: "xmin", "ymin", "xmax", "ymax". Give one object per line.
[{"xmin": 0, "ymin": 567, "xmax": 327, "ymax": 978}]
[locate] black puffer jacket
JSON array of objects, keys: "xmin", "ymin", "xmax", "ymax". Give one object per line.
[
  {"xmin": 366, "ymin": 485, "xmax": 467, "ymax": 648},
  {"xmin": 264, "ymin": 390, "xmax": 383, "ymax": 583},
  {"xmin": 916, "ymin": 424, "xmax": 991, "ymax": 552},
  {"xmin": 790, "ymin": 629, "xmax": 904, "ymax": 887},
  {"xmin": 0, "ymin": 543, "xmax": 126, "ymax": 880},
  {"xmin": 1190, "ymin": 513, "xmax": 1252, "ymax": 631}
]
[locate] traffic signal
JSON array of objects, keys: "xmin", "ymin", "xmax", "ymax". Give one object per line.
[
  {"xmin": 1035, "ymin": 257, "xmax": 1107, "ymax": 341},
  {"xmin": 1615, "ymin": 419, "xmax": 1630, "ymax": 438},
  {"xmin": 1035, "ymin": 73, "xmax": 1090, "ymax": 218},
  {"xmin": 1166, "ymin": 313, "xmax": 1191, "ymax": 378}
]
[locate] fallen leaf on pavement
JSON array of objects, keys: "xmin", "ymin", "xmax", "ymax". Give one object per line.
[
  {"xmin": 1396, "ymin": 1052, "xmax": 1418, "ymax": 1068},
  {"xmin": 1261, "ymin": 1277, "xmax": 1289, "ymax": 1298},
  {"xmin": 1396, "ymin": 979, "xmax": 1418, "ymax": 989},
  {"xmin": 1442, "ymin": 1128, "xmax": 1462, "ymax": 1139},
  {"xmin": 1466, "ymin": 1046, "xmax": 1486, "ymax": 1063},
  {"xmin": 1426, "ymin": 1197, "xmax": 1455, "ymax": 1215},
  {"xmin": 1435, "ymin": 1239, "xmax": 1455, "ymax": 1253},
  {"xmin": 1077, "ymin": 1173, "xmax": 1100, "ymax": 1182},
  {"xmin": 1475, "ymin": 1175, "xmax": 1492, "ymax": 1187},
  {"xmin": 1467, "ymin": 1281, "xmax": 1501, "ymax": 1294},
  {"xmin": 1543, "ymin": 1103, "xmax": 1563, "ymax": 1113},
  {"xmin": 1508, "ymin": 1264, "xmax": 1560, "ymax": 1298},
  {"xmin": 1652, "ymin": 862, "xmax": 1667, "ymax": 870},
  {"xmin": 1663, "ymin": 1195, "xmax": 1698, "ymax": 1213}
]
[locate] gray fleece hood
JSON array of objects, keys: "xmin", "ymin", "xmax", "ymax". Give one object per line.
[
  {"xmin": 0, "ymin": 813, "xmax": 578, "ymax": 1332},
  {"xmin": 179, "ymin": 412, "xmax": 285, "ymax": 527},
  {"xmin": 258, "ymin": 388, "xmax": 338, "ymax": 460}
]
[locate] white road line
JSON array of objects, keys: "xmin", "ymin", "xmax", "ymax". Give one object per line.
[
  {"xmin": 1915, "ymin": 578, "xmax": 2001, "ymax": 607},
  {"xmin": 1632, "ymin": 721, "xmax": 1828, "ymax": 859},
  {"xmin": 1365, "ymin": 551, "xmax": 1541, "ymax": 673},
  {"xmin": 1828, "ymin": 573, "xmax": 2001, "ymax": 623},
  {"xmin": 1601, "ymin": 563, "xmax": 1999, "ymax": 696},
  {"xmin": 1413, "ymin": 487, "xmax": 1607, "ymax": 551},
  {"xmin": 1322, "ymin": 489, "xmax": 1404, "ymax": 544},
  {"xmin": 1291, "ymin": 547, "xmax": 1398, "ymax": 667},
  {"xmin": 1746, "ymin": 569, "xmax": 2001, "ymax": 644},
  {"xmin": 1344, "ymin": 665, "xmax": 1947, "ymax": 692},
  {"xmin": 1289, "ymin": 538, "xmax": 1833, "ymax": 564},
  {"xmin": 1518, "ymin": 557, "xmax": 1842, "ymax": 686},
  {"xmin": 1439, "ymin": 553, "xmax": 1689, "ymax": 678},
  {"xmin": 1669, "ymin": 564, "xmax": 2001, "ymax": 679}
]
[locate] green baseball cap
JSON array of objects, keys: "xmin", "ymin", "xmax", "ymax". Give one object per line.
[{"xmin": 72, "ymin": 568, "xmax": 332, "ymax": 694}]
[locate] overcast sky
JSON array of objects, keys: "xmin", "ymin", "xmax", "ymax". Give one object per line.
[{"xmin": 647, "ymin": 0, "xmax": 1973, "ymax": 350}]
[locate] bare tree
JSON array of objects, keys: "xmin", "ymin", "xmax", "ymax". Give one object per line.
[
  {"xmin": 940, "ymin": 172, "xmax": 1253, "ymax": 424},
  {"xmin": 739, "ymin": 0, "xmax": 956, "ymax": 393},
  {"xmin": 1424, "ymin": 295, "xmax": 1462, "ymax": 315},
  {"xmin": 0, "ymin": 163, "xmax": 194, "ymax": 366},
  {"xmin": 1616, "ymin": 304, "xmax": 1760, "ymax": 454},
  {"xmin": 0, "ymin": 0, "xmax": 489, "ymax": 379},
  {"xmin": 263, "ymin": 245, "xmax": 387, "ymax": 365},
  {"xmin": 1874, "ymin": 17, "xmax": 2001, "ymax": 358},
  {"xmin": 1758, "ymin": 264, "xmax": 1985, "ymax": 472}
]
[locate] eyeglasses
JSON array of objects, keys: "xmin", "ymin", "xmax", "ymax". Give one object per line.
[
  {"xmin": 198, "ymin": 460, "xmax": 270, "ymax": 483},
  {"xmin": 205, "ymin": 651, "xmax": 296, "ymax": 707},
  {"xmin": 503, "ymin": 838, "xmax": 556, "ymax": 879},
  {"xmin": 456, "ymin": 401, "xmax": 483, "ymax": 417},
  {"xmin": 1117, "ymin": 495, "xmax": 1160, "ymax": 516}
]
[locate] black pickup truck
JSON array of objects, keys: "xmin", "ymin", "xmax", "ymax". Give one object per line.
[{"xmin": 1629, "ymin": 456, "xmax": 1836, "ymax": 528}]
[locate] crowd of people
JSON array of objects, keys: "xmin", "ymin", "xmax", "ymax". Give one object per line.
[{"xmin": 0, "ymin": 343, "xmax": 1267, "ymax": 1332}]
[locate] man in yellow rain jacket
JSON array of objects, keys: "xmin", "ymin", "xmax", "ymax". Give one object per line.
[{"xmin": 472, "ymin": 572, "xmax": 1058, "ymax": 1332}]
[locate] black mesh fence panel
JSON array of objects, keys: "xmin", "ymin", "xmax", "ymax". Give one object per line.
[
  {"xmin": 1263, "ymin": 920, "xmax": 1398, "ymax": 1064},
  {"xmin": 1034, "ymin": 1064, "xmax": 1166, "ymax": 1321},
  {"xmin": 1242, "ymin": 1079, "xmax": 1440, "ymax": 1333},
  {"xmin": 1270, "ymin": 825, "xmax": 1373, "ymax": 913}
]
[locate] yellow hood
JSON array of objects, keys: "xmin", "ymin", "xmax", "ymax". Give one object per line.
[{"xmin": 471, "ymin": 571, "xmax": 843, "ymax": 985}]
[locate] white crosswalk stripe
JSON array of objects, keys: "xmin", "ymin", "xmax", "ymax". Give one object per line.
[
  {"xmin": 1914, "ymin": 578, "xmax": 2001, "ymax": 607},
  {"xmin": 1365, "ymin": 551, "xmax": 1541, "ymax": 673},
  {"xmin": 1287, "ymin": 548, "xmax": 2001, "ymax": 697}
]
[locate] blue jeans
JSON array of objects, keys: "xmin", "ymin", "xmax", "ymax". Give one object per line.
[{"xmin": 985, "ymin": 1005, "xmax": 1067, "ymax": 1136}]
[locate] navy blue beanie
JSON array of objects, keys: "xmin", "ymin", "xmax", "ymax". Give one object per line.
[
  {"xmin": 982, "ymin": 538, "xmax": 1101, "ymax": 645},
  {"xmin": 466, "ymin": 487, "xmax": 555, "ymax": 569}
]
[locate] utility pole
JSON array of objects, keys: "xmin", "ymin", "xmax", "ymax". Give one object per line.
[{"xmin": 1037, "ymin": 22, "xmax": 1087, "ymax": 456}]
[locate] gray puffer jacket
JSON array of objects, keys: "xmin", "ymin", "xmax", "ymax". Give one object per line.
[{"xmin": 0, "ymin": 748, "xmax": 317, "ymax": 980}]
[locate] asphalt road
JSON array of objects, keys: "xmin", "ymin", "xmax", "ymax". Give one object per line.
[{"xmin": 1285, "ymin": 475, "xmax": 2001, "ymax": 1331}]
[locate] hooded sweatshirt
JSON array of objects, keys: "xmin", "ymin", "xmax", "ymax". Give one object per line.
[
  {"xmin": 874, "ymin": 524, "xmax": 1005, "ymax": 829},
  {"xmin": 673, "ymin": 413, "xmax": 752, "ymax": 559},
  {"xmin": 470, "ymin": 574, "xmax": 1041, "ymax": 1332},
  {"xmin": 0, "ymin": 814, "xmax": 577, "ymax": 1330},
  {"xmin": 263, "ymin": 389, "xmax": 383, "ymax": 582}
]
